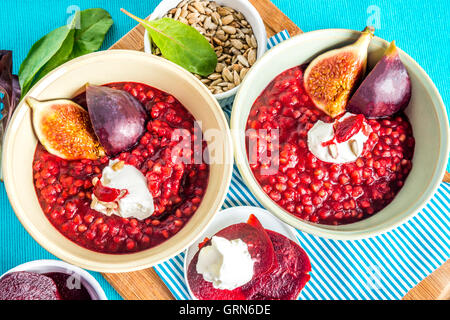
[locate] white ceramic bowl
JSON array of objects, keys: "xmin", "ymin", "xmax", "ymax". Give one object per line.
[
  {"xmin": 2, "ymin": 50, "xmax": 233, "ymax": 272},
  {"xmin": 183, "ymin": 206, "xmax": 300, "ymax": 299},
  {"xmin": 0, "ymin": 260, "xmax": 107, "ymax": 300},
  {"xmin": 231, "ymin": 29, "xmax": 450, "ymax": 240},
  {"xmin": 143, "ymin": 0, "xmax": 267, "ymax": 106}
]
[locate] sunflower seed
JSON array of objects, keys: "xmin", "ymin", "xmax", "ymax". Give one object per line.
[
  {"xmin": 222, "ymin": 25, "xmax": 236, "ymax": 34},
  {"xmin": 215, "ymin": 62, "xmax": 226, "ymax": 72},
  {"xmin": 240, "ymin": 67, "xmax": 249, "ymax": 79},
  {"xmin": 230, "ymin": 39, "xmax": 243, "ymax": 50},
  {"xmin": 328, "ymin": 144, "xmax": 338, "ymax": 159},
  {"xmin": 222, "ymin": 68, "xmax": 234, "ymax": 82},
  {"xmin": 349, "ymin": 140, "xmax": 359, "ymax": 156},
  {"xmin": 207, "ymin": 72, "xmax": 222, "ymax": 80},
  {"xmin": 221, "ymin": 14, "xmax": 234, "ymax": 25},
  {"xmin": 237, "ymin": 55, "xmax": 249, "ymax": 67},
  {"xmin": 233, "ymin": 70, "xmax": 241, "ymax": 86},
  {"xmin": 248, "ymin": 49, "xmax": 256, "ymax": 65},
  {"xmin": 192, "ymin": 1, "xmax": 205, "ymax": 14},
  {"xmin": 174, "ymin": 7, "xmax": 182, "ymax": 20}
]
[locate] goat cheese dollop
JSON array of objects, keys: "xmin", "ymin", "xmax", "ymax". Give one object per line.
[
  {"xmin": 90, "ymin": 160, "xmax": 154, "ymax": 220},
  {"xmin": 196, "ymin": 236, "xmax": 254, "ymax": 290},
  {"xmin": 307, "ymin": 112, "xmax": 371, "ymax": 164}
]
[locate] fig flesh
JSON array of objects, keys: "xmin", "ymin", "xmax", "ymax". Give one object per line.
[
  {"xmin": 86, "ymin": 85, "xmax": 147, "ymax": 156},
  {"xmin": 304, "ymin": 26, "xmax": 374, "ymax": 118},
  {"xmin": 347, "ymin": 41, "xmax": 411, "ymax": 118},
  {"xmin": 27, "ymin": 97, "xmax": 105, "ymax": 160}
]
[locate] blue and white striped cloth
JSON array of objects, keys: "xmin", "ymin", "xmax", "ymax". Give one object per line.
[{"xmin": 153, "ymin": 31, "xmax": 450, "ymax": 300}]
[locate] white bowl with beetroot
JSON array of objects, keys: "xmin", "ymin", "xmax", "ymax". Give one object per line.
[
  {"xmin": 2, "ymin": 50, "xmax": 233, "ymax": 272},
  {"xmin": 231, "ymin": 28, "xmax": 449, "ymax": 239},
  {"xmin": 0, "ymin": 260, "xmax": 106, "ymax": 300}
]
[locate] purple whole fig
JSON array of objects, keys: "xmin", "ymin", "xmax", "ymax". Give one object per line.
[
  {"xmin": 86, "ymin": 84, "xmax": 147, "ymax": 156},
  {"xmin": 347, "ymin": 41, "xmax": 411, "ymax": 118}
]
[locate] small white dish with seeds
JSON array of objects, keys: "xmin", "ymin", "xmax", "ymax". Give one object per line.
[{"xmin": 144, "ymin": 0, "xmax": 267, "ymax": 106}]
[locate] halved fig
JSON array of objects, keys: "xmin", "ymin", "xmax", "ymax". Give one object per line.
[
  {"xmin": 347, "ymin": 41, "xmax": 411, "ymax": 118},
  {"xmin": 304, "ymin": 26, "xmax": 374, "ymax": 118},
  {"xmin": 86, "ymin": 84, "xmax": 147, "ymax": 156},
  {"xmin": 27, "ymin": 97, "xmax": 105, "ymax": 160}
]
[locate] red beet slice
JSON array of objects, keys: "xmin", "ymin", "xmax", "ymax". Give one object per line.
[
  {"xmin": 242, "ymin": 230, "xmax": 311, "ymax": 300},
  {"xmin": 334, "ymin": 114, "xmax": 365, "ymax": 143},
  {"xmin": 86, "ymin": 84, "xmax": 147, "ymax": 156},
  {"xmin": 0, "ymin": 271, "xmax": 61, "ymax": 300},
  {"xmin": 216, "ymin": 214, "xmax": 277, "ymax": 276},
  {"xmin": 187, "ymin": 215, "xmax": 277, "ymax": 300}
]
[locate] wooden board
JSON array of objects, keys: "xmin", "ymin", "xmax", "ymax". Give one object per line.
[
  {"xmin": 103, "ymin": 0, "xmax": 449, "ymax": 300},
  {"xmin": 403, "ymin": 259, "xmax": 450, "ymax": 300}
]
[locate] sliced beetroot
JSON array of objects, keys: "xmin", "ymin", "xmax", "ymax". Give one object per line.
[
  {"xmin": 0, "ymin": 271, "xmax": 60, "ymax": 300},
  {"xmin": 347, "ymin": 41, "xmax": 411, "ymax": 118},
  {"xmin": 334, "ymin": 114, "xmax": 365, "ymax": 143},
  {"xmin": 86, "ymin": 84, "xmax": 147, "ymax": 156},
  {"xmin": 243, "ymin": 230, "xmax": 311, "ymax": 300},
  {"xmin": 187, "ymin": 215, "xmax": 277, "ymax": 300},
  {"xmin": 215, "ymin": 214, "xmax": 277, "ymax": 276}
]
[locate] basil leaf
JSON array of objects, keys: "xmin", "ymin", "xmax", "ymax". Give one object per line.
[
  {"xmin": 70, "ymin": 8, "xmax": 113, "ymax": 58},
  {"xmin": 34, "ymin": 29, "xmax": 76, "ymax": 84},
  {"xmin": 19, "ymin": 8, "xmax": 113, "ymax": 97},
  {"xmin": 122, "ymin": 10, "xmax": 217, "ymax": 76},
  {"xmin": 18, "ymin": 22, "xmax": 75, "ymax": 96}
]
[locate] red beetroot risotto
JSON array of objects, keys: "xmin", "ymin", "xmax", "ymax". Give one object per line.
[
  {"xmin": 33, "ymin": 82, "xmax": 209, "ymax": 253},
  {"xmin": 246, "ymin": 65, "xmax": 414, "ymax": 225}
]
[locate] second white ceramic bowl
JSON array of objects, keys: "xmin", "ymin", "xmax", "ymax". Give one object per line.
[
  {"xmin": 143, "ymin": 0, "xmax": 267, "ymax": 106},
  {"xmin": 231, "ymin": 29, "xmax": 450, "ymax": 240},
  {"xmin": 0, "ymin": 260, "xmax": 107, "ymax": 300}
]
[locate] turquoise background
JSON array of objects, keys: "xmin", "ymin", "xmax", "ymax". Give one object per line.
[{"xmin": 0, "ymin": 0, "xmax": 448, "ymax": 300}]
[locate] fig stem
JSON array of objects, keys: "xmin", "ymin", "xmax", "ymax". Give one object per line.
[
  {"xmin": 354, "ymin": 26, "xmax": 375, "ymax": 48},
  {"xmin": 362, "ymin": 26, "xmax": 375, "ymax": 37},
  {"xmin": 384, "ymin": 41, "xmax": 398, "ymax": 57}
]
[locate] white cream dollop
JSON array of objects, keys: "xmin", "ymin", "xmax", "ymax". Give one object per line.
[
  {"xmin": 307, "ymin": 113, "xmax": 371, "ymax": 164},
  {"xmin": 196, "ymin": 236, "xmax": 254, "ymax": 290},
  {"xmin": 91, "ymin": 160, "xmax": 154, "ymax": 220}
]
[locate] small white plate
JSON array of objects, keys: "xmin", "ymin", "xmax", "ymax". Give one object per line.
[{"xmin": 183, "ymin": 205, "xmax": 300, "ymax": 299}]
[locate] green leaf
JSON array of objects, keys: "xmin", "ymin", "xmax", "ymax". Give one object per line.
[
  {"xmin": 34, "ymin": 29, "xmax": 76, "ymax": 84},
  {"xmin": 122, "ymin": 10, "xmax": 217, "ymax": 76},
  {"xmin": 18, "ymin": 23, "xmax": 75, "ymax": 96},
  {"xmin": 19, "ymin": 9, "xmax": 113, "ymax": 97}
]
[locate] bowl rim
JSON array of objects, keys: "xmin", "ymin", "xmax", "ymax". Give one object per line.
[
  {"xmin": 2, "ymin": 49, "xmax": 234, "ymax": 272},
  {"xmin": 230, "ymin": 28, "xmax": 450, "ymax": 240},
  {"xmin": 0, "ymin": 259, "xmax": 107, "ymax": 300},
  {"xmin": 142, "ymin": 0, "xmax": 268, "ymax": 101}
]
